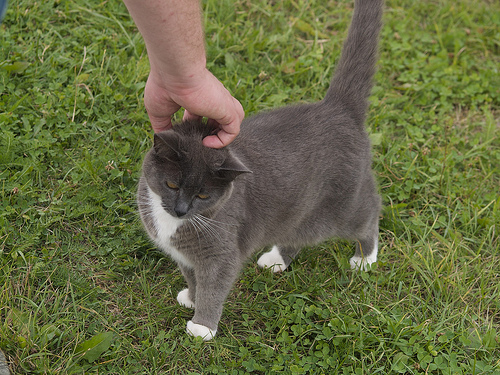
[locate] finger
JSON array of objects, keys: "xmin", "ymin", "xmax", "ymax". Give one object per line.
[
  {"xmin": 181, "ymin": 72, "xmax": 244, "ymax": 128},
  {"xmin": 144, "ymin": 75, "xmax": 179, "ymax": 133},
  {"xmin": 212, "ymin": 93, "xmax": 244, "ymax": 128},
  {"xmin": 183, "ymin": 109, "xmax": 202, "ymax": 122},
  {"xmin": 202, "ymin": 121, "xmax": 239, "ymax": 148},
  {"xmin": 204, "ymin": 98, "xmax": 243, "ymax": 148},
  {"xmin": 149, "ymin": 115, "xmax": 173, "ymax": 133},
  {"xmin": 202, "ymin": 133, "xmax": 228, "ymax": 149},
  {"xmin": 184, "ymin": 94, "xmax": 243, "ymax": 147}
]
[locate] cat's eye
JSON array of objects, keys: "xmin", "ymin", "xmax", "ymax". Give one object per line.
[
  {"xmin": 166, "ymin": 181, "xmax": 179, "ymax": 190},
  {"xmin": 197, "ymin": 193, "xmax": 209, "ymax": 200}
]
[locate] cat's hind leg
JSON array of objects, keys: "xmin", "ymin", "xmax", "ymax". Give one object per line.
[
  {"xmin": 257, "ymin": 245, "xmax": 300, "ymax": 273},
  {"xmin": 350, "ymin": 229, "xmax": 378, "ymax": 271}
]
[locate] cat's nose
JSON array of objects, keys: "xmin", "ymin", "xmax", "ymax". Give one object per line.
[
  {"xmin": 174, "ymin": 208, "xmax": 187, "ymax": 217},
  {"xmin": 174, "ymin": 203, "xmax": 189, "ymax": 217}
]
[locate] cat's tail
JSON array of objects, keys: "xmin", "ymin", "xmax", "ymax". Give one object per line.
[{"xmin": 323, "ymin": 0, "xmax": 384, "ymax": 120}]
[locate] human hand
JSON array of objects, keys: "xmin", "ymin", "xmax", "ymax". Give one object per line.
[{"xmin": 144, "ymin": 68, "xmax": 244, "ymax": 148}]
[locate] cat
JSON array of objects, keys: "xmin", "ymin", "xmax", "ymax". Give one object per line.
[{"xmin": 137, "ymin": 0, "xmax": 383, "ymax": 340}]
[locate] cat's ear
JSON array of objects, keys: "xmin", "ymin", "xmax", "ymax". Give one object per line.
[
  {"xmin": 217, "ymin": 152, "xmax": 252, "ymax": 181},
  {"xmin": 154, "ymin": 132, "xmax": 181, "ymax": 162}
]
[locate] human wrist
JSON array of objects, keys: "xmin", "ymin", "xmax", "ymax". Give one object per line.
[{"xmin": 148, "ymin": 61, "xmax": 210, "ymax": 94}]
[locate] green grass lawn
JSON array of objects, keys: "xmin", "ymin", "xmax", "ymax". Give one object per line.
[{"xmin": 1, "ymin": 0, "xmax": 499, "ymax": 373}]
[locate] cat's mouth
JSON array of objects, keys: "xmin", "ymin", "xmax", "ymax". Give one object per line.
[{"xmin": 162, "ymin": 202, "xmax": 192, "ymax": 219}]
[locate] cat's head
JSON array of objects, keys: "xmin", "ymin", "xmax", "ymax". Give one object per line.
[{"xmin": 142, "ymin": 121, "xmax": 251, "ymax": 219}]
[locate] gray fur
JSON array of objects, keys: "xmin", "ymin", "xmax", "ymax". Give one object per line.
[
  {"xmin": 138, "ymin": 0, "xmax": 383, "ymax": 336},
  {"xmin": 0, "ymin": 350, "xmax": 10, "ymax": 375}
]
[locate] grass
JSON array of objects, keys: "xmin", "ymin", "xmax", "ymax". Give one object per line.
[{"xmin": 1, "ymin": 0, "xmax": 499, "ymax": 373}]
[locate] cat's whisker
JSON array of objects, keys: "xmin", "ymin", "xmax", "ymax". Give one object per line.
[
  {"xmin": 192, "ymin": 215, "xmax": 229, "ymax": 243},
  {"xmin": 192, "ymin": 217, "xmax": 218, "ymax": 242},
  {"xmin": 197, "ymin": 214, "xmax": 237, "ymax": 227},
  {"xmin": 194, "ymin": 218, "xmax": 231, "ymax": 241},
  {"xmin": 189, "ymin": 216, "xmax": 216, "ymax": 242},
  {"xmin": 192, "ymin": 216, "xmax": 223, "ymax": 242},
  {"xmin": 187, "ymin": 217, "xmax": 206, "ymax": 250},
  {"xmin": 196, "ymin": 214, "xmax": 235, "ymax": 236}
]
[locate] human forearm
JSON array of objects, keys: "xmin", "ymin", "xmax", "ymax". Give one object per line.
[{"xmin": 122, "ymin": 0, "xmax": 206, "ymax": 84}]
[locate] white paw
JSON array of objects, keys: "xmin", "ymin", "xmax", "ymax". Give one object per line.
[
  {"xmin": 349, "ymin": 255, "xmax": 376, "ymax": 271},
  {"xmin": 186, "ymin": 321, "xmax": 217, "ymax": 341},
  {"xmin": 350, "ymin": 239, "xmax": 378, "ymax": 271},
  {"xmin": 257, "ymin": 246, "xmax": 287, "ymax": 273},
  {"xmin": 177, "ymin": 288, "xmax": 195, "ymax": 309}
]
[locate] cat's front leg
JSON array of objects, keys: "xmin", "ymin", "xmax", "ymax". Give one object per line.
[
  {"xmin": 186, "ymin": 258, "xmax": 241, "ymax": 340},
  {"xmin": 177, "ymin": 264, "xmax": 196, "ymax": 309}
]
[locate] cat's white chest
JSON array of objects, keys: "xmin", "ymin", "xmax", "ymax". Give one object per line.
[{"xmin": 146, "ymin": 186, "xmax": 193, "ymax": 268}]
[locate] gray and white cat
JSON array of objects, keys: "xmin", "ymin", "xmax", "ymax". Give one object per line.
[{"xmin": 137, "ymin": 0, "xmax": 383, "ymax": 340}]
